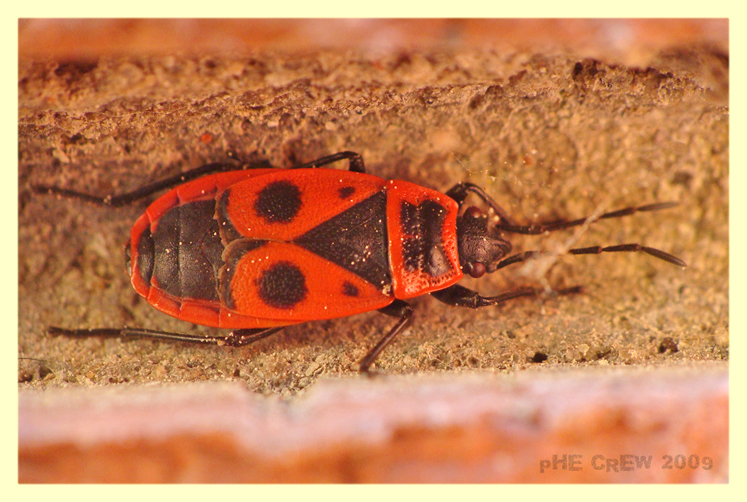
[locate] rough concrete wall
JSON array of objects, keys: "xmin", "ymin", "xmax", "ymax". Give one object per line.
[
  {"xmin": 19, "ymin": 49, "xmax": 727, "ymax": 390},
  {"xmin": 18, "ymin": 19, "xmax": 728, "ymax": 483}
]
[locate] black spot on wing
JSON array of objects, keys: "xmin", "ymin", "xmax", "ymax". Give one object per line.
[
  {"xmin": 342, "ymin": 281, "xmax": 359, "ymax": 297},
  {"xmin": 338, "ymin": 186, "xmax": 356, "ymax": 198},
  {"xmin": 254, "ymin": 180, "xmax": 302, "ymax": 223},
  {"xmin": 256, "ymin": 261, "xmax": 308, "ymax": 309}
]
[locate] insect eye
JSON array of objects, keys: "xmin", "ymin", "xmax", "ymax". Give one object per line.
[
  {"xmin": 464, "ymin": 206, "xmax": 483, "ymax": 219},
  {"xmin": 467, "ymin": 262, "xmax": 486, "ymax": 278}
]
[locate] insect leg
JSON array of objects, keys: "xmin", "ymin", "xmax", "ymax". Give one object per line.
[
  {"xmin": 445, "ymin": 182, "xmax": 517, "ymax": 225},
  {"xmin": 32, "ymin": 161, "xmax": 243, "ymax": 207},
  {"xmin": 289, "ymin": 151, "xmax": 366, "ymax": 173},
  {"xmin": 359, "ymin": 300, "xmax": 414, "ymax": 373},
  {"xmin": 33, "ymin": 152, "xmax": 367, "ymax": 206},
  {"xmin": 46, "ymin": 326, "xmax": 284, "ymax": 346},
  {"xmin": 430, "ymin": 284, "xmax": 583, "ymax": 309}
]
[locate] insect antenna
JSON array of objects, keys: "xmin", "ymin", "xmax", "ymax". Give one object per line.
[
  {"xmin": 493, "ymin": 202, "xmax": 679, "ymax": 234},
  {"xmin": 489, "ymin": 202, "xmax": 686, "ymax": 271},
  {"xmin": 492, "ymin": 244, "xmax": 685, "ymax": 272}
]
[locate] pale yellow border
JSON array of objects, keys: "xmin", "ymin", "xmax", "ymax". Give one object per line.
[{"xmin": 9, "ymin": 0, "xmax": 740, "ymax": 497}]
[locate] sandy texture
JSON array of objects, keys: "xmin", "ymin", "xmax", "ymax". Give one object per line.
[
  {"xmin": 19, "ymin": 48, "xmax": 727, "ymax": 392},
  {"xmin": 17, "ymin": 18, "xmax": 729, "ymax": 484}
]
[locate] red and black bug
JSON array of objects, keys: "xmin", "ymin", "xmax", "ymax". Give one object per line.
[{"xmin": 34, "ymin": 151, "xmax": 686, "ymax": 372}]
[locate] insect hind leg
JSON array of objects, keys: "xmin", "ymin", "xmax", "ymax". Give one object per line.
[
  {"xmin": 46, "ymin": 326, "xmax": 283, "ymax": 347},
  {"xmin": 32, "ymin": 151, "xmax": 367, "ymax": 206},
  {"xmin": 32, "ymin": 161, "xmax": 243, "ymax": 207}
]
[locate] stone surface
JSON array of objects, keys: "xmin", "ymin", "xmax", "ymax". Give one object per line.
[
  {"xmin": 18, "ymin": 19, "xmax": 729, "ymax": 484},
  {"xmin": 19, "ymin": 366, "xmax": 728, "ymax": 482}
]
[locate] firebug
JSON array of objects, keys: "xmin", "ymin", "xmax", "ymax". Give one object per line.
[{"xmin": 34, "ymin": 151, "xmax": 686, "ymax": 372}]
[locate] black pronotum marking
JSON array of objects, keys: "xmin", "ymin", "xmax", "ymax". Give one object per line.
[
  {"xmin": 295, "ymin": 191, "xmax": 391, "ymax": 289},
  {"xmin": 256, "ymin": 261, "xmax": 308, "ymax": 309},
  {"xmin": 150, "ymin": 200, "xmax": 225, "ymax": 301},
  {"xmin": 338, "ymin": 186, "xmax": 356, "ymax": 199},
  {"xmin": 254, "ymin": 180, "xmax": 302, "ymax": 223},
  {"xmin": 342, "ymin": 281, "xmax": 360, "ymax": 297},
  {"xmin": 400, "ymin": 200, "xmax": 452, "ymax": 277}
]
